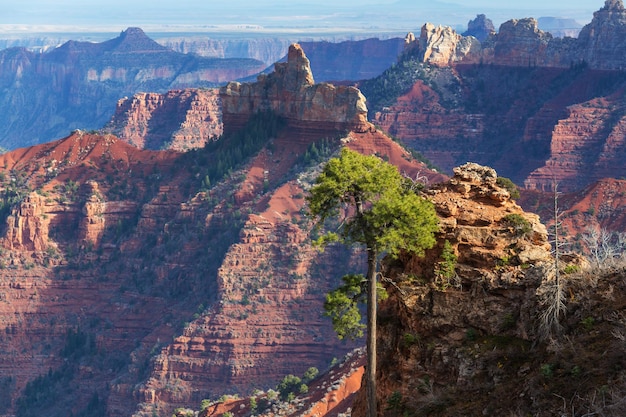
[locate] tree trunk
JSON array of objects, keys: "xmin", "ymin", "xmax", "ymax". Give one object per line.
[{"xmin": 366, "ymin": 248, "xmax": 377, "ymax": 417}]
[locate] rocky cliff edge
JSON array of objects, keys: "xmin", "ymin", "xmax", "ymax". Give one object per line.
[{"xmin": 352, "ymin": 162, "xmax": 556, "ymax": 415}]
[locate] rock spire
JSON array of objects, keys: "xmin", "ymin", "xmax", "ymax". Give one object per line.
[{"xmin": 220, "ymin": 43, "xmax": 372, "ymax": 136}]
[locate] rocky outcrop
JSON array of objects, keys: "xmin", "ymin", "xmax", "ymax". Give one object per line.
[
  {"xmin": 350, "ymin": 163, "xmax": 626, "ymax": 417},
  {"xmin": 578, "ymin": 0, "xmax": 626, "ymax": 69},
  {"xmin": 220, "ymin": 44, "xmax": 372, "ymax": 138},
  {"xmin": 489, "ymin": 18, "xmax": 563, "ymax": 67},
  {"xmin": 104, "ymin": 89, "xmax": 223, "ymax": 151},
  {"xmin": 404, "ymin": 24, "xmax": 481, "ymax": 66},
  {"xmin": 423, "ymin": 163, "xmax": 551, "ymax": 275},
  {"xmin": 349, "ymin": 163, "xmax": 561, "ymax": 417}
]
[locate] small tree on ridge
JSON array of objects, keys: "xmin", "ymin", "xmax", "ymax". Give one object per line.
[{"xmin": 307, "ymin": 147, "xmax": 439, "ymax": 417}]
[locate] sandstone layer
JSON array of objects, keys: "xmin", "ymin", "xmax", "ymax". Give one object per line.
[{"xmin": 524, "ymin": 87, "xmax": 626, "ymax": 192}]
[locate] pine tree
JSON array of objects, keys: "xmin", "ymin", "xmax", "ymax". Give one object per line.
[{"xmin": 307, "ymin": 148, "xmax": 439, "ymax": 417}]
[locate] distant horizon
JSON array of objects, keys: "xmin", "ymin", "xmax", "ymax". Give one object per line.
[{"xmin": 0, "ymin": 0, "xmax": 604, "ymax": 37}]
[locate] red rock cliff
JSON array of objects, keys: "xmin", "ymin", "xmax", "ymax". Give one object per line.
[{"xmin": 104, "ymin": 89, "xmax": 223, "ymax": 151}]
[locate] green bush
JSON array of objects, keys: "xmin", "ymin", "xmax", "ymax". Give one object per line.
[
  {"xmin": 277, "ymin": 374, "xmax": 302, "ymax": 400},
  {"xmin": 496, "ymin": 176, "xmax": 520, "ymax": 200},
  {"xmin": 502, "ymin": 213, "xmax": 532, "ymax": 237},
  {"xmin": 434, "ymin": 240, "xmax": 458, "ymax": 290},
  {"xmin": 402, "ymin": 332, "xmax": 420, "ymax": 347},
  {"xmin": 563, "ymin": 264, "xmax": 580, "ymax": 274},
  {"xmin": 303, "ymin": 367, "xmax": 319, "ymax": 383}
]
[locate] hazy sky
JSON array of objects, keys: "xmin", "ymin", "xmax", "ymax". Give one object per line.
[{"xmin": 0, "ymin": 0, "xmax": 605, "ymax": 34}]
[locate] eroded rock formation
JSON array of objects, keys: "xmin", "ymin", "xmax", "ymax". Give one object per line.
[
  {"xmin": 220, "ymin": 44, "xmax": 372, "ymax": 138},
  {"xmin": 404, "ymin": 24, "xmax": 481, "ymax": 66},
  {"xmin": 463, "ymin": 14, "xmax": 496, "ymax": 42},
  {"xmin": 578, "ymin": 0, "xmax": 626, "ymax": 69},
  {"xmin": 403, "ymin": 1, "xmax": 626, "ymax": 69}
]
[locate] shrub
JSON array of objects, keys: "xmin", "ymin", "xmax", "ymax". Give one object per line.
[
  {"xmin": 402, "ymin": 332, "xmax": 420, "ymax": 347},
  {"xmin": 303, "ymin": 367, "xmax": 319, "ymax": 383},
  {"xmin": 540, "ymin": 363, "xmax": 554, "ymax": 378},
  {"xmin": 277, "ymin": 374, "xmax": 302, "ymax": 400},
  {"xmin": 434, "ymin": 240, "xmax": 458, "ymax": 290},
  {"xmin": 502, "ymin": 213, "xmax": 532, "ymax": 237},
  {"xmin": 563, "ymin": 264, "xmax": 580, "ymax": 274},
  {"xmin": 200, "ymin": 399, "xmax": 212, "ymax": 411},
  {"xmin": 386, "ymin": 390, "xmax": 403, "ymax": 411},
  {"xmin": 496, "ymin": 176, "xmax": 520, "ymax": 200}
]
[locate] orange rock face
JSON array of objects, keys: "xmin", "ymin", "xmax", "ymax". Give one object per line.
[{"xmin": 351, "ymin": 163, "xmax": 554, "ymax": 417}]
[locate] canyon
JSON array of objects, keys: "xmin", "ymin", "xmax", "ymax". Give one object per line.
[
  {"xmin": 0, "ymin": 44, "xmax": 438, "ymax": 416},
  {"xmin": 3, "ymin": 1, "xmax": 626, "ymax": 416}
]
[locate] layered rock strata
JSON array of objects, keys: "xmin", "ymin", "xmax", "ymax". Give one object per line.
[
  {"xmin": 524, "ymin": 88, "xmax": 626, "ymax": 192},
  {"xmin": 104, "ymin": 89, "xmax": 223, "ymax": 151}
]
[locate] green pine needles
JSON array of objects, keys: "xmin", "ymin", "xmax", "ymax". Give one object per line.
[{"xmin": 307, "ymin": 147, "xmax": 439, "ymax": 417}]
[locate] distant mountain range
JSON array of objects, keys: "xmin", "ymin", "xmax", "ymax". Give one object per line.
[{"xmin": 0, "ymin": 28, "xmax": 265, "ymax": 149}]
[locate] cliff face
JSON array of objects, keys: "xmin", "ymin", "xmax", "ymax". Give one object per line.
[
  {"xmin": 157, "ymin": 37, "xmax": 292, "ymax": 66},
  {"xmin": 220, "ymin": 44, "xmax": 372, "ymax": 139},
  {"xmin": 524, "ymin": 87, "xmax": 626, "ymax": 191},
  {"xmin": 103, "ymin": 89, "xmax": 223, "ymax": 151},
  {"xmin": 370, "ymin": 59, "xmax": 626, "ymax": 193},
  {"xmin": 578, "ymin": 0, "xmax": 626, "ymax": 69},
  {"xmin": 0, "ymin": 28, "xmax": 265, "ymax": 150},
  {"xmin": 404, "ymin": 23, "xmax": 481, "ymax": 67}
]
